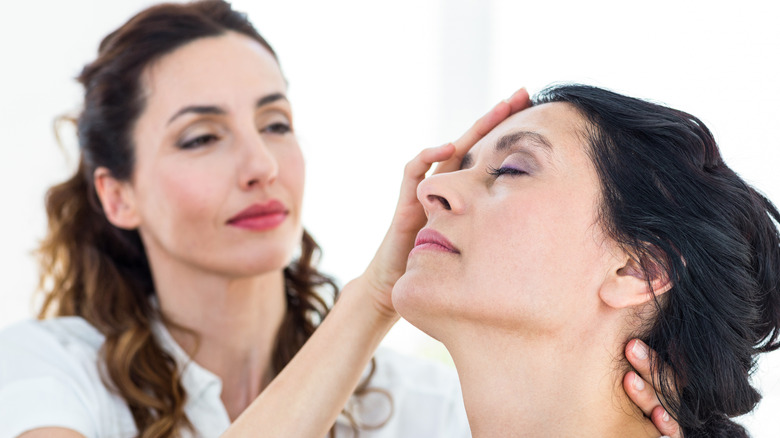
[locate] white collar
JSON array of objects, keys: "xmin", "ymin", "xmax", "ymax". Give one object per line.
[{"xmin": 147, "ymin": 302, "xmax": 357, "ymax": 430}]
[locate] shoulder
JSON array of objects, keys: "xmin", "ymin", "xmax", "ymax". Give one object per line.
[
  {"xmin": 0, "ymin": 317, "xmax": 105, "ymax": 385},
  {"xmin": 0, "ymin": 318, "xmax": 133, "ymax": 438},
  {"xmin": 0, "ymin": 317, "xmax": 104, "ymax": 358}
]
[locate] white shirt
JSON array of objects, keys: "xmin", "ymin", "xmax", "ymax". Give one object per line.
[{"xmin": 0, "ymin": 317, "xmax": 470, "ymax": 437}]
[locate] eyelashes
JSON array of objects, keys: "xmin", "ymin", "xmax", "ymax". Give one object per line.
[
  {"xmin": 261, "ymin": 122, "xmax": 291, "ymax": 135},
  {"xmin": 179, "ymin": 133, "xmax": 219, "ymax": 149},
  {"xmin": 487, "ymin": 165, "xmax": 527, "ymax": 177}
]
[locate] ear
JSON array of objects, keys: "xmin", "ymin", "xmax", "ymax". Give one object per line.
[
  {"xmin": 599, "ymin": 252, "xmax": 673, "ymax": 310},
  {"xmin": 93, "ymin": 167, "xmax": 141, "ymax": 230}
]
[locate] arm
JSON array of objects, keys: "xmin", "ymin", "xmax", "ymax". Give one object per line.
[
  {"xmin": 225, "ymin": 276, "xmax": 396, "ymax": 437},
  {"xmin": 18, "ymin": 428, "xmax": 86, "ymax": 438},
  {"xmin": 223, "ymin": 89, "xmax": 532, "ymax": 437}
]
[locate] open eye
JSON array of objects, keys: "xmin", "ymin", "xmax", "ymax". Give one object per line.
[
  {"xmin": 179, "ymin": 133, "xmax": 220, "ymax": 149},
  {"xmin": 261, "ymin": 122, "xmax": 292, "ymax": 135}
]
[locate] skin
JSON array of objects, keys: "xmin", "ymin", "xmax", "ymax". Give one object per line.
[
  {"xmin": 398, "ymin": 103, "xmax": 615, "ymax": 333},
  {"xmin": 97, "ymin": 32, "xmax": 304, "ymax": 419},
  {"xmin": 394, "ymin": 103, "xmax": 674, "ymax": 437},
  {"xmin": 18, "ymin": 32, "xmax": 681, "ymax": 437}
]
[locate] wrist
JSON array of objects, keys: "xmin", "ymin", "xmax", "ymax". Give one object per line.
[{"xmin": 342, "ymin": 274, "xmax": 399, "ymax": 325}]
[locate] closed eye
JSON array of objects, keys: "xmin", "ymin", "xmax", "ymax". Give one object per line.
[{"xmin": 487, "ymin": 165, "xmax": 527, "ymax": 177}]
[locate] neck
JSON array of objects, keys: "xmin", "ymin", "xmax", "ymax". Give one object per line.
[
  {"xmin": 154, "ymin": 263, "xmax": 288, "ymax": 420},
  {"xmin": 446, "ymin": 325, "xmax": 660, "ymax": 438}
]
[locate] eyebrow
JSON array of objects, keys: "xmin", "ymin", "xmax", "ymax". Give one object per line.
[
  {"xmin": 460, "ymin": 130, "xmax": 553, "ymax": 169},
  {"xmin": 166, "ymin": 92, "xmax": 288, "ymax": 125}
]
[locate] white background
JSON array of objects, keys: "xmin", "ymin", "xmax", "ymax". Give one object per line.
[{"xmin": 1, "ymin": 0, "xmax": 778, "ymax": 434}]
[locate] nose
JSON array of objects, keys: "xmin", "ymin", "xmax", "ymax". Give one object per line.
[
  {"xmin": 237, "ymin": 130, "xmax": 279, "ymax": 190},
  {"xmin": 417, "ymin": 171, "xmax": 466, "ymax": 217}
]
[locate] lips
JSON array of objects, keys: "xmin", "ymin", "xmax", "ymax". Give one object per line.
[
  {"xmin": 411, "ymin": 228, "xmax": 460, "ymax": 254},
  {"xmin": 227, "ymin": 200, "xmax": 288, "ymax": 231}
]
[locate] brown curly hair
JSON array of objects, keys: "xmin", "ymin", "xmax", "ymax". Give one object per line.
[{"xmin": 36, "ymin": 1, "xmax": 383, "ymax": 436}]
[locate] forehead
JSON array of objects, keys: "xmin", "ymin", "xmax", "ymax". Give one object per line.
[
  {"xmin": 467, "ymin": 102, "xmax": 587, "ymax": 160},
  {"xmin": 140, "ymin": 32, "xmax": 285, "ymax": 104}
]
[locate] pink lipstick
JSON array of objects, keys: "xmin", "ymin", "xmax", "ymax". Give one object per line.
[
  {"xmin": 409, "ymin": 228, "xmax": 460, "ymax": 256},
  {"xmin": 227, "ymin": 200, "xmax": 288, "ymax": 231}
]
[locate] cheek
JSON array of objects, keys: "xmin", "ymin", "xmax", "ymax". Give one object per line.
[
  {"xmin": 510, "ymin": 185, "xmax": 602, "ymax": 266},
  {"xmin": 276, "ymin": 144, "xmax": 305, "ymax": 200},
  {"xmin": 460, "ymin": 193, "xmax": 605, "ymax": 325},
  {"xmin": 144, "ymin": 160, "xmax": 227, "ymax": 232}
]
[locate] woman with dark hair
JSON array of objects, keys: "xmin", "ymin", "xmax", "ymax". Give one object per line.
[
  {"xmin": 393, "ymin": 83, "xmax": 780, "ymax": 437},
  {"xmin": 0, "ymin": 0, "xmax": 677, "ymax": 436}
]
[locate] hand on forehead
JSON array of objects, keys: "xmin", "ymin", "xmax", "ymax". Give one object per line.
[{"xmin": 460, "ymin": 102, "xmax": 584, "ymax": 170}]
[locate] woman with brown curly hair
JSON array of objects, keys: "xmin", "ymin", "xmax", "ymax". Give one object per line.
[{"xmin": 0, "ymin": 1, "xmax": 676, "ymax": 437}]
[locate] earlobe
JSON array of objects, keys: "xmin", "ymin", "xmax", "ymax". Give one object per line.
[
  {"xmin": 599, "ymin": 256, "xmax": 672, "ymax": 309},
  {"xmin": 93, "ymin": 167, "xmax": 140, "ymax": 230}
]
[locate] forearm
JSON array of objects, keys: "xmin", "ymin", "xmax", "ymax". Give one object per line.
[
  {"xmin": 223, "ymin": 276, "xmax": 397, "ymax": 437},
  {"xmin": 222, "ymin": 89, "xmax": 534, "ymax": 437}
]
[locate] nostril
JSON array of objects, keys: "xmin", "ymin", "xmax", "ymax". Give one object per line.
[{"xmin": 427, "ymin": 194, "xmax": 451, "ymax": 211}]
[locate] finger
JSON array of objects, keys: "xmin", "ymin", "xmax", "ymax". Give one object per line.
[
  {"xmin": 402, "ymin": 143, "xmax": 455, "ymax": 184},
  {"xmin": 505, "ymin": 87, "xmax": 532, "ymax": 113},
  {"xmin": 626, "ymin": 338, "xmax": 678, "ymax": 393},
  {"xmin": 395, "ymin": 144, "xmax": 455, "ymax": 212},
  {"xmin": 452, "ymin": 87, "xmax": 531, "ymax": 149},
  {"xmin": 625, "ymin": 339, "xmax": 681, "ymax": 432},
  {"xmin": 651, "ymin": 406, "xmax": 682, "ymax": 438},
  {"xmin": 622, "ymin": 371, "xmax": 656, "ymax": 418},
  {"xmin": 435, "ymin": 88, "xmax": 531, "ymax": 174},
  {"xmin": 626, "ymin": 338, "xmax": 652, "ymax": 379}
]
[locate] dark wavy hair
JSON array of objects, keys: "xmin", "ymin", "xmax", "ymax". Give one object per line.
[
  {"xmin": 37, "ymin": 1, "xmax": 381, "ymax": 436},
  {"xmin": 534, "ymin": 84, "xmax": 780, "ymax": 437}
]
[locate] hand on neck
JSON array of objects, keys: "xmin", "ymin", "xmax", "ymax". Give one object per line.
[{"xmin": 444, "ymin": 315, "xmax": 662, "ymax": 438}]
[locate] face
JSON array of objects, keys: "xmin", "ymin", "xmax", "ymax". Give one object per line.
[
  {"xmin": 393, "ymin": 103, "xmax": 623, "ymax": 338},
  {"xmin": 120, "ymin": 32, "xmax": 305, "ymax": 278}
]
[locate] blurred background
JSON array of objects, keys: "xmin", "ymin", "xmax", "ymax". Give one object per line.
[{"xmin": 1, "ymin": 0, "xmax": 778, "ymax": 434}]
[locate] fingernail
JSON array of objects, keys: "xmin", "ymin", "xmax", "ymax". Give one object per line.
[
  {"xmin": 632, "ymin": 373, "xmax": 645, "ymax": 391},
  {"xmin": 662, "ymin": 410, "xmax": 670, "ymax": 422},
  {"xmin": 632, "ymin": 340, "xmax": 649, "ymax": 360}
]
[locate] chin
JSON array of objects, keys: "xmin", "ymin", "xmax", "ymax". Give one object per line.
[
  {"xmin": 223, "ymin": 248, "xmax": 296, "ymax": 277},
  {"xmin": 393, "ymin": 273, "xmax": 448, "ymax": 340}
]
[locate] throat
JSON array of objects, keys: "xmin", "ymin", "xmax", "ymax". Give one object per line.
[
  {"xmin": 450, "ymin": 333, "xmax": 661, "ymax": 438},
  {"xmin": 155, "ymin": 271, "xmax": 290, "ymax": 421},
  {"xmin": 220, "ymin": 363, "xmax": 275, "ymax": 421}
]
